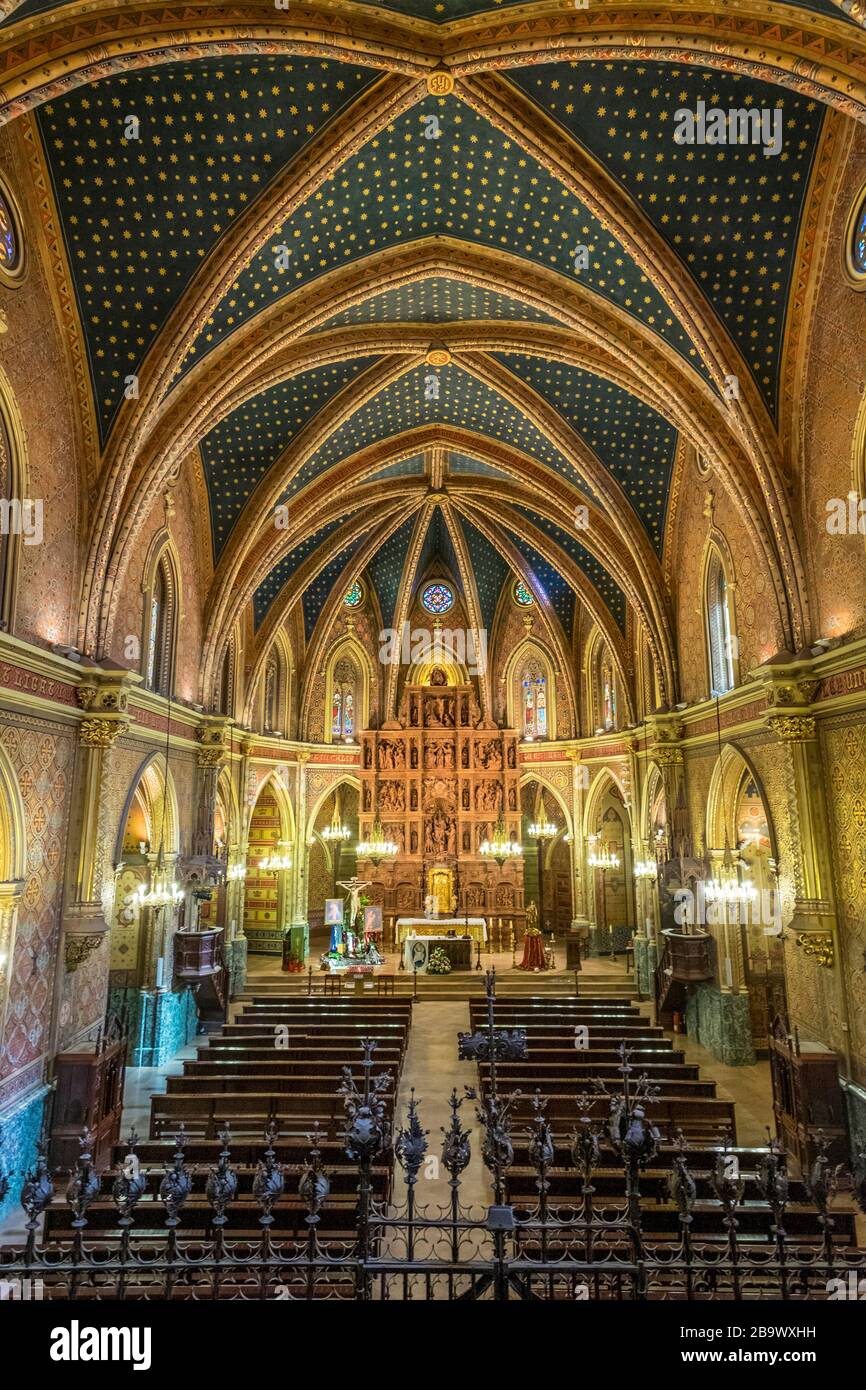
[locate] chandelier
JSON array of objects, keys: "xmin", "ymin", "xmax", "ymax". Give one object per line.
[
  {"xmin": 227, "ymin": 861, "xmax": 247, "ymax": 882},
  {"xmin": 633, "ymin": 856, "xmax": 657, "ymax": 882},
  {"xmin": 528, "ymin": 817, "xmax": 557, "ymax": 841},
  {"xmin": 260, "ymin": 840, "xmax": 293, "ymax": 873},
  {"xmin": 135, "ymin": 848, "xmax": 183, "ymax": 910},
  {"xmin": 322, "ymin": 807, "xmax": 351, "ymax": 843},
  {"xmin": 588, "ymin": 840, "xmax": 620, "ymax": 872},
  {"xmin": 704, "ymin": 876, "xmax": 757, "ymax": 905},
  {"xmin": 480, "ymin": 814, "xmax": 523, "ymax": 868},
  {"xmin": 356, "ymin": 819, "xmax": 397, "ymax": 866}
]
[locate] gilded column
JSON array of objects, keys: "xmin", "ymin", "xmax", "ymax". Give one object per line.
[
  {"xmin": 754, "ymin": 659, "xmax": 851, "ymax": 1066},
  {"xmin": 0, "ymin": 878, "xmax": 24, "ymax": 1053},
  {"xmin": 62, "ymin": 673, "xmax": 135, "ymax": 974}
]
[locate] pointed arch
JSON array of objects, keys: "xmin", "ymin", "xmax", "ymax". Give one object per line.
[
  {"xmin": 584, "ymin": 626, "xmax": 622, "ymax": 737},
  {"xmin": 505, "ymin": 637, "xmax": 558, "ymax": 742},
  {"xmin": 253, "ymin": 628, "xmax": 292, "ymax": 736},
  {"xmin": 701, "ymin": 532, "xmax": 739, "ymax": 697},
  {"xmin": 114, "ymin": 750, "xmax": 181, "ymax": 862},
  {"xmin": 706, "ymin": 744, "xmax": 778, "ymax": 860},
  {"xmin": 140, "ymin": 530, "xmax": 182, "ymax": 697},
  {"xmin": 0, "ymin": 365, "xmax": 28, "ymax": 634},
  {"xmin": 318, "ymin": 635, "xmax": 372, "ymax": 745}
]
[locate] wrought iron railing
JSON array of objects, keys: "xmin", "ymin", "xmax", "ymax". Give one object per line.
[{"xmin": 1, "ymin": 974, "xmax": 864, "ymax": 1301}]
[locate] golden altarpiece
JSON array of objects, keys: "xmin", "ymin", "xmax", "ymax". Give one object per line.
[{"xmin": 357, "ymin": 674, "xmax": 524, "ymax": 933}]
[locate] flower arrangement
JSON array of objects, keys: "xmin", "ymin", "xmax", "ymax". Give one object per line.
[{"xmin": 426, "ymin": 946, "xmax": 452, "ymax": 975}]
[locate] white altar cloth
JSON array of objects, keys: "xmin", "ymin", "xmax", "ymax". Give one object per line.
[{"xmin": 396, "ymin": 916, "xmax": 487, "ymax": 944}]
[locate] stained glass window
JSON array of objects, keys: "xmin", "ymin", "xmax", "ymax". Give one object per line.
[
  {"xmin": 521, "ymin": 663, "xmax": 548, "ymax": 739},
  {"xmin": 513, "ymin": 579, "xmax": 534, "ymax": 607},
  {"xmin": 0, "ymin": 191, "xmax": 18, "ymax": 274},
  {"xmin": 854, "ymin": 201, "xmax": 866, "ymax": 276},
  {"xmin": 343, "ymin": 580, "xmax": 362, "ymax": 607},
  {"xmin": 421, "ymin": 582, "xmax": 454, "ymax": 615},
  {"xmin": 331, "ymin": 658, "xmax": 357, "ymax": 739}
]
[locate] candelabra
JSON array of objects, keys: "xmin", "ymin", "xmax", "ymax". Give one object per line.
[{"xmin": 227, "ymin": 861, "xmax": 247, "ymax": 883}]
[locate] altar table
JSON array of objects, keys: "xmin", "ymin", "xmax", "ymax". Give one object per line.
[
  {"xmin": 401, "ymin": 935, "xmax": 473, "ymax": 973},
  {"xmin": 396, "ymin": 916, "xmax": 487, "ymax": 945}
]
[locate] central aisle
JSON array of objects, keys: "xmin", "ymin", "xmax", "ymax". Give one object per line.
[{"xmin": 393, "ymin": 1000, "xmax": 493, "ymax": 1212}]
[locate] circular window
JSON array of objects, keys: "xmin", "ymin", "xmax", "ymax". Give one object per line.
[
  {"xmin": 0, "ymin": 178, "xmax": 25, "ymax": 287},
  {"xmin": 844, "ymin": 184, "xmax": 866, "ymax": 289},
  {"xmin": 513, "ymin": 579, "xmax": 534, "ymax": 607},
  {"xmin": 343, "ymin": 580, "xmax": 363, "ymax": 607},
  {"xmin": 421, "ymin": 582, "xmax": 454, "ymax": 615}
]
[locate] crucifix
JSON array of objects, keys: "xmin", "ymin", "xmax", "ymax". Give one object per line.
[{"xmin": 336, "ymin": 876, "xmax": 372, "ymax": 932}]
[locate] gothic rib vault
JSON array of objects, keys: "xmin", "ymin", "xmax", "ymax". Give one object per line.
[{"xmin": 1, "ymin": 0, "xmax": 857, "ymax": 695}]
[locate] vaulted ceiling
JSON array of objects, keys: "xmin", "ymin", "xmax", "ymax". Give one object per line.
[{"xmin": 4, "ymin": 0, "xmax": 864, "ymax": 702}]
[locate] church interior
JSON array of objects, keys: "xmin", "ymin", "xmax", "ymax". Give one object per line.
[{"xmin": 1, "ymin": 0, "xmax": 866, "ymax": 1315}]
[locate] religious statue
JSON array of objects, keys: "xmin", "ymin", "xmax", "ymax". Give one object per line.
[{"xmin": 518, "ymin": 900, "xmax": 548, "ymax": 971}]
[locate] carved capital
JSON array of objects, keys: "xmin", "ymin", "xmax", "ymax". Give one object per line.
[
  {"xmin": 76, "ymin": 675, "xmax": 132, "ymax": 715},
  {"xmin": 767, "ymin": 713, "xmax": 816, "ymax": 742},
  {"xmin": 795, "ymin": 932, "xmax": 834, "ymax": 969},
  {"xmin": 653, "ymin": 745, "xmax": 684, "ymax": 767},
  {"xmin": 79, "ymin": 716, "xmax": 129, "ymax": 748},
  {"xmin": 195, "ymin": 718, "xmax": 231, "ymax": 768}
]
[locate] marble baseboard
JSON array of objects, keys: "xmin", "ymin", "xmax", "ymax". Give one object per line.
[
  {"xmin": 0, "ymin": 1086, "xmax": 49, "ymax": 1224},
  {"xmin": 685, "ymin": 983, "xmax": 756, "ymax": 1067}
]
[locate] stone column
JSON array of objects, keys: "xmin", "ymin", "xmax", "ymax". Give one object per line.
[
  {"xmin": 290, "ymin": 753, "xmax": 310, "ymax": 960},
  {"xmin": 0, "ymin": 878, "xmax": 24, "ymax": 1054},
  {"xmin": 565, "ymin": 744, "xmax": 590, "ymax": 967},
  {"xmin": 754, "ymin": 659, "xmax": 852, "ymax": 1069},
  {"xmin": 58, "ymin": 675, "xmax": 135, "ymax": 1040}
]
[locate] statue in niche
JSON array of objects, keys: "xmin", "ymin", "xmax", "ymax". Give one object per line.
[
  {"xmin": 496, "ymin": 885, "xmax": 515, "ymax": 909},
  {"xmin": 446, "ymin": 819, "xmax": 456, "ymax": 855},
  {"xmin": 425, "ymin": 806, "xmax": 451, "ymax": 857},
  {"xmin": 426, "ymin": 698, "xmax": 443, "ymax": 729},
  {"xmin": 508, "ymin": 787, "xmax": 516, "ymax": 811},
  {"xmin": 363, "ymin": 745, "xmax": 372, "ymax": 769},
  {"xmin": 410, "ymin": 787, "xmax": 418, "ymax": 811},
  {"xmin": 461, "ymin": 744, "xmax": 469, "ymax": 768},
  {"xmin": 410, "ymin": 745, "xmax": 419, "ymax": 769},
  {"xmin": 363, "ymin": 787, "xmax": 372, "ymax": 812},
  {"xmin": 462, "ymin": 786, "xmax": 470, "ymax": 810},
  {"xmin": 392, "ymin": 742, "xmax": 405, "ymax": 769},
  {"xmin": 386, "ymin": 824, "xmax": 404, "ymax": 853},
  {"xmin": 379, "ymin": 741, "xmax": 396, "ymax": 771},
  {"xmin": 410, "ymin": 703, "xmax": 419, "ymax": 727},
  {"xmin": 430, "ymin": 667, "xmax": 447, "ymax": 686},
  {"xmin": 507, "ymin": 745, "xmax": 516, "ymax": 768},
  {"xmin": 467, "ymin": 886, "xmax": 485, "ymax": 911},
  {"xmin": 410, "ymin": 830, "xmax": 418, "ymax": 853},
  {"xmin": 462, "ymin": 831, "xmax": 471, "ymax": 853}
]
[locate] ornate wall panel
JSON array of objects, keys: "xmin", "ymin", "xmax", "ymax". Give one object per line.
[
  {"xmin": 0, "ymin": 711, "xmax": 73, "ymax": 1098},
  {"xmin": 800, "ymin": 124, "xmax": 866, "ymax": 644},
  {"xmin": 821, "ymin": 714, "xmax": 866, "ymax": 1087}
]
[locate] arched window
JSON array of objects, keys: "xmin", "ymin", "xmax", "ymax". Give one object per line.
[
  {"xmin": 217, "ymin": 641, "xmax": 233, "ymax": 716},
  {"xmin": 263, "ymin": 656, "xmax": 279, "ymax": 732},
  {"xmin": 706, "ymin": 548, "xmax": 735, "ymax": 696},
  {"xmin": 0, "ymin": 380, "xmax": 26, "ymax": 634},
  {"xmin": 601, "ymin": 655, "xmax": 618, "ymax": 732},
  {"xmin": 521, "ymin": 660, "xmax": 548, "ymax": 740},
  {"xmin": 143, "ymin": 546, "xmax": 178, "ymax": 696},
  {"xmin": 331, "ymin": 657, "xmax": 357, "ymax": 740}
]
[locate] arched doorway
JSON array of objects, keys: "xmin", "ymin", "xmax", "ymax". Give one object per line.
[
  {"xmin": 584, "ymin": 771, "xmax": 635, "ymax": 956},
  {"xmin": 307, "ymin": 782, "xmax": 360, "ymax": 945},
  {"xmin": 243, "ymin": 776, "xmax": 292, "ymax": 956},
  {"xmin": 707, "ymin": 746, "xmax": 785, "ymax": 1052},
  {"xmin": 520, "ymin": 780, "xmax": 572, "ymax": 937}
]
